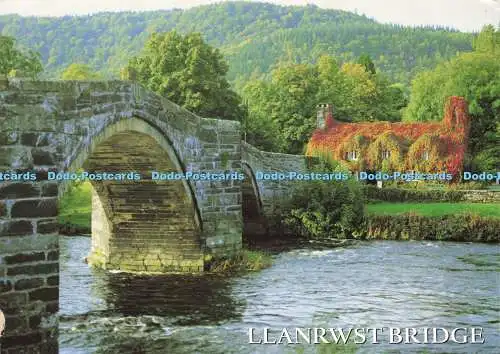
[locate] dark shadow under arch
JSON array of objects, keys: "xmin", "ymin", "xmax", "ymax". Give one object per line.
[{"xmin": 241, "ymin": 162, "xmax": 267, "ymax": 244}]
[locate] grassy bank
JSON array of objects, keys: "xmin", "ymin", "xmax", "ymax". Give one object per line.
[
  {"xmin": 366, "ymin": 202, "xmax": 500, "ymax": 219},
  {"xmin": 58, "ymin": 181, "xmax": 91, "ymax": 234}
]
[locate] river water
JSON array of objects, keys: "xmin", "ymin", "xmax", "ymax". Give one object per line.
[{"xmin": 59, "ymin": 237, "xmax": 499, "ymax": 354}]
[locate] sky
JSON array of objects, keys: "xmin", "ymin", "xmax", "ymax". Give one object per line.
[{"xmin": 0, "ymin": 0, "xmax": 498, "ymax": 32}]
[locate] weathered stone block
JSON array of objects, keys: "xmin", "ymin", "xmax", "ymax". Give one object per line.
[
  {"xmin": 37, "ymin": 220, "xmax": 59, "ymax": 234},
  {"xmin": 29, "ymin": 315, "xmax": 42, "ymax": 329},
  {"xmin": 0, "ymin": 292, "xmax": 28, "ymax": 314},
  {"xmin": 4, "ymin": 315, "xmax": 27, "ymax": 332},
  {"xmin": 1, "ymin": 331, "xmax": 43, "ymax": 348},
  {"xmin": 46, "ymin": 276, "xmax": 58, "ymax": 286},
  {"xmin": 45, "ymin": 301, "xmax": 58, "ymax": 314},
  {"xmin": 28, "ymin": 287, "xmax": 58, "ymax": 302},
  {"xmin": 15, "ymin": 278, "xmax": 44, "ymax": 290},
  {"xmin": 11, "ymin": 199, "xmax": 58, "ymax": 218},
  {"xmin": 0, "ymin": 183, "xmax": 40, "ymax": 199},
  {"xmin": 7, "ymin": 262, "xmax": 59, "ymax": 276},
  {"xmin": 31, "ymin": 149, "xmax": 55, "ymax": 166},
  {"xmin": 0, "ymin": 220, "xmax": 33, "ymax": 237},
  {"xmin": 4, "ymin": 252, "xmax": 45, "ymax": 264},
  {"xmin": 0, "ymin": 279, "xmax": 13, "ymax": 293},
  {"xmin": 46, "ymin": 250, "xmax": 59, "ymax": 261}
]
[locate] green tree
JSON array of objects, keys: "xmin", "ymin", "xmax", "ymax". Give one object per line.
[
  {"xmin": 126, "ymin": 31, "xmax": 245, "ymax": 121},
  {"xmin": 357, "ymin": 53, "xmax": 376, "ymax": 75},
  {"xmin": 61, "ymin": 63, "xmax": 102, "ymax": 80},
  {"xmin": 472, "ymin": 24, "xmax": 499, "ymax": 55},
  {"xmin": 403, "ymin": 25, "xmax": 500, "ymax": 171},
  {"xmin": 0, "ymin": 35, "xmax": 42, "ymax": 78}
]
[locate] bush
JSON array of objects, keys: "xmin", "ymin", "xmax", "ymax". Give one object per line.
[
  {"xmin": 359, "ymin": 214, "xmax": 499, "ymax": 242},
  {"xmin": 282, "ymin": 161, "xmax": 365, "ymax": 239},
  {"xmin": 363, "ymin": 185, "xmax": 465, "ymax": 202}
]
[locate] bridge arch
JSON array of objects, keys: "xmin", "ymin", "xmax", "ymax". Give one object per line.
[
  {"xmin": 64, "ymin": 117, "xmax": 204, "ymax": 272},
  {"xmin": 241, "ymin": 162, "xmax": 267, "ymax": 243}
]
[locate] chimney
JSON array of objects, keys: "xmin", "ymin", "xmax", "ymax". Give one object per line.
[{"xmin": 317, "ymin": 104, "xmax": 333, "ymax": 129}]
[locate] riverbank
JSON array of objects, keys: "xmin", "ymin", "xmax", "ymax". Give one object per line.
[
  {"xmin": 58, "ymin": 181, "xmax": 91, "ymax": 235},
  {"xmin": 58, "ymin": 183, "xmax": 499, "ymax": 243},
  {"xmin": 360, "ymin": 214, "xmax": 500, "ymax": 242}
]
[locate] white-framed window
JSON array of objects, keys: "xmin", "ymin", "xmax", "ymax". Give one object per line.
[
  {"xmin": 422, "ymin": 151, "xmax": 430, "ymax": 161},
  {"xmin": 346, "ymin": 151, "xmax": 358, "ymax": 161},
  {"xmin": 381, "ymin": 150, "xmax": 391, "ymax": 159}
]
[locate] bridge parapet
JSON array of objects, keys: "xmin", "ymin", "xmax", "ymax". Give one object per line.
[{"xmin": 241, "ymin": 141, "xmax": 310, "ymax": 220}]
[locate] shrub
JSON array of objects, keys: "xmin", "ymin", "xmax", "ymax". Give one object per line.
[
  {"xmin": 362, "ymin": 185, "xmax": 465, "ymax": 202},
  {"xmin": 282, "ymin": 161, "xmax": 365, "ymax": 239},
  {"xmin": 359, "ymin": 214, "xmax": 499, "ymax": 242}
]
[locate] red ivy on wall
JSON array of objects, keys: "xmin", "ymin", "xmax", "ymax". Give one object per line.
[{"xmin": 307, "ymin": 96, "xmax": 471, "ymax": 178}]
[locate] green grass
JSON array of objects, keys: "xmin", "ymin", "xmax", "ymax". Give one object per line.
[
  {"xmin": 58, "ymin": 181, "xmax": 92, "ymax": 228},
  {"xmin": 366, "ymin": 202, "xmax": 500, "ymax": 219}
]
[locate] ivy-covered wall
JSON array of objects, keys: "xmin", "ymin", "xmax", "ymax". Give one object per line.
[{"xmin": 307, "ymin": 96, "xmax": 471, "ymax": 178}]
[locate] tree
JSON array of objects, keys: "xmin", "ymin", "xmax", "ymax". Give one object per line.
[
  {"xmin": 403, "ymin": 25, "xmax": 500, "ymax": 171},
  {"xmin": 357, "ymin": 53, "xmax": 376, "ymax": 75},
  {"xmin": 61, "ymin": 63, "xmax": 102, "ymax": 80},
  {"xmin": 0, "ymin": 35, "xmax": 42, "ymax": 78},
  {"xmin": 472, "ymin": 24, "xmax": 499, "ymax": 55},
  {"xmin": 242, "ymin": 54, "xmax": 408, "ymax": 153},
  {"xmin": 126, "ymin": 31, "xmax": 245, "ymax": 121}
]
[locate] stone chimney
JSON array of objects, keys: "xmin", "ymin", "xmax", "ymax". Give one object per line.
[{"xmin": 317, "ymin": 104, "xmax": 333, "ymax": 129}]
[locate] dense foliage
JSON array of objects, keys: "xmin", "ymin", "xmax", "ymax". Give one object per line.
[
  {"xmin": 61, "ymin": 63, "xmax": 102, "ymax": 80},
  {"xmin": 0, "ymin": 35, "xmax": 42, "ymax": 78},
  {"xmin": 126, "ymin": 31, "xmax": 244, "ymax": 121},
  {"xmin": 363, "ymin": 185, "xmax": 466, "ymax": 202},
  {"xmin": 0, "ymin": 2, "xmax": 473, "ymax": 85},
  {"xmin": 281, "ymin": 162, "xmax": 365, "ymax": 239},
  {"xmin": 361, "ymin": 214, "xmax": 500, "ymax": 242},
  {"xmin": 243, "ymin": 55, "xmax": 408, "ymax": 153},
  {"xmin": 306, "ymin": 97, "xmax": 470, "ymax": 177},
  {"xmin": 403, "ymin": 25, "xmax": 500, "ymax": 171}
]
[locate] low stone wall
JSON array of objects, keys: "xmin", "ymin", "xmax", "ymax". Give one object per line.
[{"xmin": 461, "ymin": 190, "xmax": 500, "ymax": 203}]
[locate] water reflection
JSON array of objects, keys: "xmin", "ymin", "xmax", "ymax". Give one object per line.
[{"xmin": 97, "ymin": 272, "xmax": 245, "ymax": 325}]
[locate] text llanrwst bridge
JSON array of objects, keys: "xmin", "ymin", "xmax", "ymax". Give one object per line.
[{"xmin": 0, "ymin": 78, "xmax": 307, "ymax": 353}]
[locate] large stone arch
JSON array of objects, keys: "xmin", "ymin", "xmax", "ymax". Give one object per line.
[
  {"xmin": 0, "ymin": 78, "xmax": 244, "ymax": 353},
  {"xmin": 64, "ymin": 117, "xmax": 203, "ymax": 273}
]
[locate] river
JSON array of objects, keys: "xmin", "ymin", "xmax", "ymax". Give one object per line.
[{"xmin": 59, "ymin": 237, "xmax": 499, "ymax": 354}]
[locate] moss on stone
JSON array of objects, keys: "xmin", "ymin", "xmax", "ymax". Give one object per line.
[{"xmin": 205, "ymin": 249, "xmax": 273, "ymax": 273}]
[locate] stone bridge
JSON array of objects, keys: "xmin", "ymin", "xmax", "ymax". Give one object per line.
[{"xmin": 0, "ymin": 78, "xmax": 308, "ymax": 353}]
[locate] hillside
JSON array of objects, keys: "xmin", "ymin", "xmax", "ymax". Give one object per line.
[{"xmin": 0, "ymin": 1, "xmax": 474, "ymax": 86}]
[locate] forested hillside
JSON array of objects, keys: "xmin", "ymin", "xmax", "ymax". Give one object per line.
[{"xmin": 0, "ymin": 1, "xmax": 474, "ymax": 86}]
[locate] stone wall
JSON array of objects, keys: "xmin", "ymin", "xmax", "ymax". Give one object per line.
[
  {"xmin": 241, "ymin": 141, "xmax": 310, "ymax": 220},
  {"xmin": 461, "ymin": 190, "xmax": 500, "ymax": 203}
]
